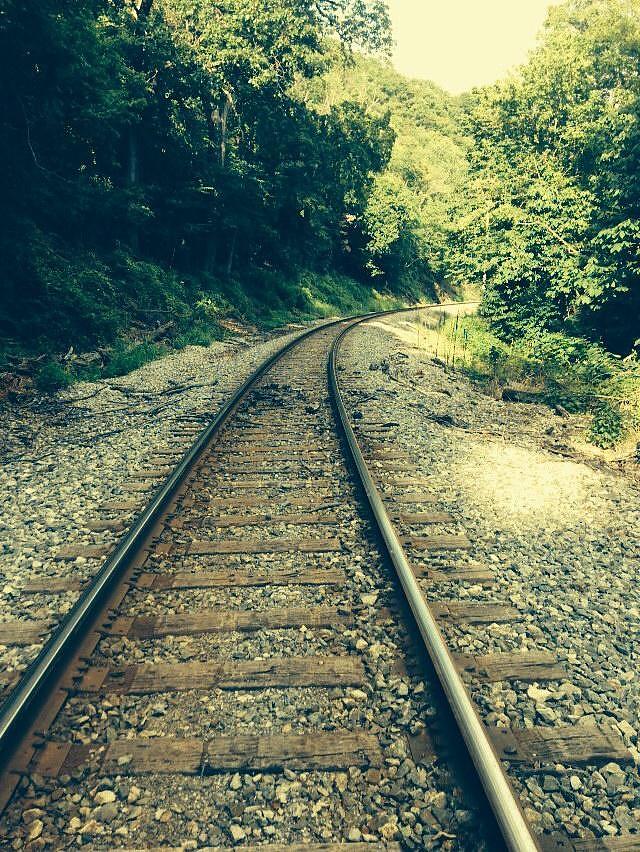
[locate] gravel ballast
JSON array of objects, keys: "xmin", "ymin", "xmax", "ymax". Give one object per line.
[
  {"xmin": 339, "ymin": 310, "xmax": 640, "ymax": 843},
  {"xmin": 0, "ymin": 326, "xmax": 321, "ymax": 686},
  {"xmin": 0, "ymin": 320, "xmax": 487, "ymax": 850}
]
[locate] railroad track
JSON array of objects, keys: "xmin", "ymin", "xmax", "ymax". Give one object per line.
[{"xmin": 0, "ymin": 309, "xmax": 632, "ymax": 850}]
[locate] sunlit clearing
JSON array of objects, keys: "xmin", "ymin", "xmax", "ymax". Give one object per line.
[{"xmin": 453, "ymin": 443, "xmax": 600, "ymax": 530}]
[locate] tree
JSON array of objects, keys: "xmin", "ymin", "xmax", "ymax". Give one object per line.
[
  {"xmin": 456, "ymin": 0, "xmax": 640, "ymax": 352},
  {"xmin": 0, "ymin": 0, "xmax": 395, "ymax": 351}
]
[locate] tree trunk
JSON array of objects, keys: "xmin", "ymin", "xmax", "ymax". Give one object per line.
[
  {"xmin": 135, "ymin": 0, "xmax": 153, "ymax": 25},
  {"xmin": 127, "ymin": 127, "xmax": 139, "ymax": 186},
  {"xmin": 211, "ymin": 95, "xmax": 231, "ymax": 167},
  {"xmin": 219, "ymin": 98, "xmax": 230, "ymax": 167},
  {"xmin": 226, "ymin": 229, "xmax": 237, "ymax": 276},
  {"xmin": 205, "ymin": 230, "xmax": 218, "ymax": 274}
]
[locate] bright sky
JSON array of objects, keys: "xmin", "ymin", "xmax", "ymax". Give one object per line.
[{"xmin": 387, "ymin": 1, "xmax": 561, "ymax": 93}]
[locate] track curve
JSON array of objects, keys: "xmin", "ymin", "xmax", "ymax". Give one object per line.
[{"xmin": 0, "ymin": 303, "xmax": 548, "ymax": 852}]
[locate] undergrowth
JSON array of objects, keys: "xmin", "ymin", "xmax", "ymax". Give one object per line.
[
  {"xmin": 15, "ymin": 268, "xmax": 427, "ymax": 394},
  {"xmin": 425, "ymin": 314, "xmax": 640, "ymax": 449}
]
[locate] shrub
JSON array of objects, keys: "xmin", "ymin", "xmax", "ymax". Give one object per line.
[
  {"xmin": 589, "ymin": 404, "xmax": 624, "ymax": 449},
  {"xmin": 435, "ymin": 314, "xmax": 640, "ymax": 448},
  {"xmin": 35, "ymin": 362, "xmax": 73, "ymax": 394},
  {"xmin": 102, "ymin": 341, "xmax": 168, "ymax": 378},
  {"xmin": 173, "ymin": 323, "xmax": 225, "ymax": 349}
]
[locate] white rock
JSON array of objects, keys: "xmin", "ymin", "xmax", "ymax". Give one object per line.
[
  {"xmin": 230, "ymin": 825, "xmax": 246, "ymax": 841},
  {"xmin": 27, "ymin": 819, "xmax": 43, "ymax": 842},
  {"xmin": 527, "ymin": 685, "xmax": 551, "ymax": 702},
  {"xmin": 93, "ymin": 790, "xmax": 116, "ymax": 805}
]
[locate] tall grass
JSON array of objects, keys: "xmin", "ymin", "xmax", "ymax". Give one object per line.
[{"xmin": 414, "ymin": 313, "xmax": 640, "ymax": 449}]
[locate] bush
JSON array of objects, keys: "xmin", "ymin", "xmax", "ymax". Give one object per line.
[
  {"xmin": 435, "ymin": 314, "xmax": 640, "ymax": 448},
  {"xmin": 589, "ymin": 404, "xmax": 624, "ymax": 449},
  {"xmin": 35, "ymin": 362, "xmax": 73, "ymax": 394},
  {"xmin": 173, "ymin": 323, "xmax": 225, "ymax": 349},
  {"xmin": 102, "ymin": 341, "xmax": 168, "ymax": 378}
]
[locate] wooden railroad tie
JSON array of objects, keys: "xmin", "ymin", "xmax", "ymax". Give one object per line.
[
  {"xmin": 203, "ymin": 461, "xmax": 330, "ymax": 475},
  {"xmin": 368, "ymin": 449, "xmax": 409, "ymax": 460},
  {"xmin": 85, "ymin": 518, "xmax": 126, "ymax": 532},
  {"xmin": 455, "ymin": 651, "xmax": 568, "ymax": 683},
  {"xmin": 233, "ymin": 429, "xmax": 320, "ymax": 439},
  {"xmin": 107, "ymin": 606, "xmax": 352, "ymax": 639},
  {"xmin": 540, "ymin": 834, "xmax": 640, "ymax": 851},
  {"xmin": 36, "ymin": 731, "xmax": 382, "ymax": 777},
  {"xmin": 430, "ymin": 602, "xmax": 522, "ymax": 624},
  {"xmin": 134, "ymin": 567, "xmax": 345, "ymax": 590},
  {"xmin": 384, "ymin": 492, "xmax": 438, "ymax": 504},
  {"xmin": 208, "ymin": 448, "xmax": 328, "ymax": 459},
  {"xmin": 401, "ymin": 534, "xmax": 471, "ymax": 551},
  {"xmin": 390, "ymin": 511, "xmax": 453, "ymax": 524},
  {"xmin": 207, "ymin": 478, "xmax": 333, "ymax": 491},
  {"xmin": 22, "ymin": 577, "xmax": 85, "ymax": 594},
  {"xmin": 53, "ymin": 544, "xmax": 111, "ymax": 561},
  {"xmin": 413, "ymin": 564, "xmax": 495, "ymax": 583},
  {"xmin": 125, "ymin": 481, "xmax": 156, "ymax": 492},
  {"xmin": 71, "ymin": 656, "xmax": 365, "ymax": 695},
  {"xmin": 206, "ymin": 494, "xmax": 330, "ymax": 509},
  {"xmin": 487, "ymin": 723, "xmax": 632, "ymax": 768},
  {"xmin": 0, "ymin": 620, "xmax": 51, "ymax": 646},
  {"xmin": 204, "ymin": 512, "xmax": 339, "ymax": 528},
  {"xmin": 99, "ymin": 499, "xmax": 140, "ymax": 512},
  {"xmin": 145, "ymin": 454, "xmax": 181, "ymax": 465},
  {"xmin": 185, "ymin": 537, "xmax": 342, "ymax": 555},
  {"xmin": 118, "ymin": 846, "xmax": 401, "ymax": 852},
  {"xmin": 127, "ymin": 468, "xmax": 173, "ymax": 480},
  {"xmin": 115, "ymin": 844, "xmax": 400, "ymax": 852},
  {"xmin": 390, "ymin": 476, "xmax": 432, "ymax": 487}
]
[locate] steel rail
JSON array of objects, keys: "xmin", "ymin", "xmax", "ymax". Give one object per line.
[{"xmin": 329, "ymin": 308, "xmax": 540, "ymax": 852}]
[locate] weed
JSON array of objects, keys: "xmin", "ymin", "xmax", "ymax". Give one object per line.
[
  {"xmin": 102, "ymin": 341, "xmax": 168, "ymax": 378},
  {"xmin": 35, "ymin": 362, "xmax": 73, "ymax": 394},
  {"xmin": 589, "ymin": 404, "xmax": 624, "ymax": 449},
  {"xmin": 426, "ymin": 314, "xmax": 640, "ymax": 449}
]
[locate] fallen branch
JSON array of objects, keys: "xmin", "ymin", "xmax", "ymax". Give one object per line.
[
  {"xmin": 386, "ymin": 371, "xmax": 451, "ymax": 398},
  {"xmin": 66, "ymin": 385, "xmax": 111, "ymax": 404},
  {"xmin": 75, "ymin": 427, "xmax": 128, "ymax": 444},
  {"xmin": 110, "ymin": 379, "xmax": 217, "ymax": 399}
]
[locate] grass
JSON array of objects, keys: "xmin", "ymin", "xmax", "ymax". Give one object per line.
[
  {"xmin": 294, "ymin": 272, "xmax": 410, "ymax": 319},
  {"xmin": 35, "ymin": 361, "xmax": 74, "ymax": 394},
  {"xmin": 415, "ymin": 312, "xmax": 640, "ymax": 449},
  {"xmin": 34, "ymin": 341, "xmax": 171, "ymax": 393},
  {"xmin": 102, "ymin": 341, "xmax": 170, "ymax": 378}
]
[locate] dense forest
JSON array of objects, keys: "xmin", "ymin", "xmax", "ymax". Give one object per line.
[
  {"xmin": 0, "ymin": 0, "xmax": 404, "ymax": 356},
  {"xmin": 1, "ymin": 0, "xmax": 639, "ymax": 423}
]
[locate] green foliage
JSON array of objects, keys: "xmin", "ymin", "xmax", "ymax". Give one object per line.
[
  {"xmin": 294, "ymin": 271, "xmax": 407, "ymax": 317},
  {"xmin": 173, "ymin": 325, "xmax": 224, "ymax": 350},
  {"xmin": 435, "ymin": 315, "xmax": 640, "ymax": 447},
  {"xmin": 102, "ymin": 341, "xmax": 169, "ymax": 378},
  {"xmin": 35, "ymin": 362, "xmax": 73, "ymax": 395},
  {"xmin": 453, "ymin": 0, "xmax": 640, "ymax": 354},
  {"xmin": 301, "ymin": 55, "xmax": 469, "ymax": 296},
  {"xmin": 589, "ymin": 404, "xmax": 624, "ymax": 449},
  {"xmin": 0, "ymin": 0, "xmax": 407, "ymax": 359}
]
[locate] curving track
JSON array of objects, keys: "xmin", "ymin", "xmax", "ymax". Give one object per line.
[{"xmin": 0, "ymin": 308, "xmax": 559, "ymax": 849}]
